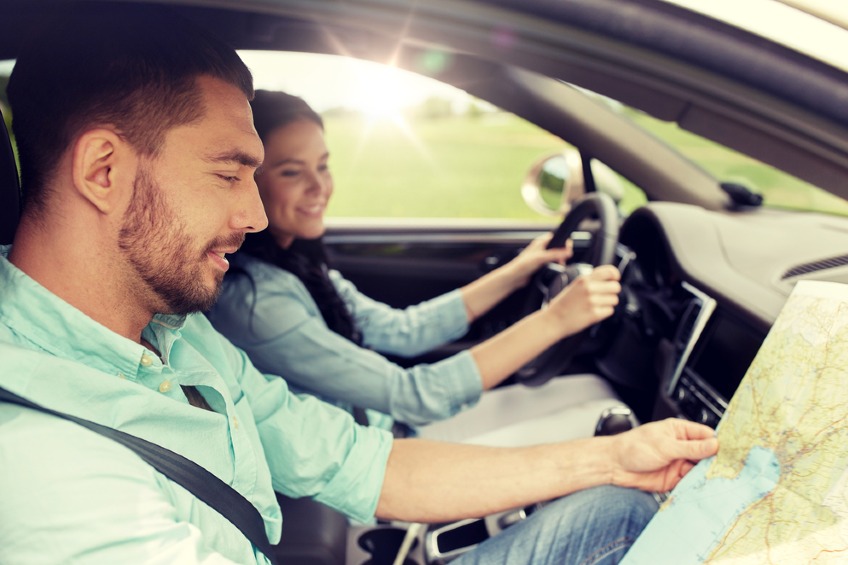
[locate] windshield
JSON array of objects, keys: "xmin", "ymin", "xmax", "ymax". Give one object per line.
[{"xmin": 621, "ymin": 106, "xmax": 848, "ymax": 217}]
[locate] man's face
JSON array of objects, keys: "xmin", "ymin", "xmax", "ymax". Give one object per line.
[{"xmin": 118, "ymin": 76, "xmax": 267, "ymax": 315}]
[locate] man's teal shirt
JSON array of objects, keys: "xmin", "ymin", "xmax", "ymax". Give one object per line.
[{"xmin": 0, "ymin": 246, "xmax": 393, "ymax": 564}]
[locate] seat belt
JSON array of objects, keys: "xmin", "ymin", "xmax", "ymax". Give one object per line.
[{"xmin": 0, "ymin": 386, "xmax": 279, "ymax": 565}]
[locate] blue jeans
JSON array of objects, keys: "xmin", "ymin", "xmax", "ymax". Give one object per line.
[{"xmin": 454, "ymin": 486, "xmax": 658, "ymax": 565}]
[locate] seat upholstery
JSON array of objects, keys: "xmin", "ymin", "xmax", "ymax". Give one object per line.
[
  {"xmin": 0, "ymin": 107, "xmax": 20, "ymax": 245},
  {"xmin": 273, "ymin": 493, "xmax": 349, "ymax": 564}
]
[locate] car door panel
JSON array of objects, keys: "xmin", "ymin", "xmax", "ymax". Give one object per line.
[{"xmin": 324, "ymin": 223, "xmax": 552, "ymax": 362}]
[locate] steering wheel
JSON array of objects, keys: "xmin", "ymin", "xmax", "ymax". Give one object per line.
[{"xmin": 514, "ymin": 192, "xmax": 620, "ymax": 386}]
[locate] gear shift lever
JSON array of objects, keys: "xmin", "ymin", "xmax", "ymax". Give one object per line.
[{"xmin": 594, "ymin": 406, "xmax": 637, "ymax": 436}]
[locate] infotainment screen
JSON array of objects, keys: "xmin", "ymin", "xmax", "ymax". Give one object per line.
[{"xmin": 687, "ymin": 308, "xmax": 765, "ymax": 401}]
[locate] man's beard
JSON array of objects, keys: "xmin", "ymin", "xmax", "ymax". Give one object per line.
[{"xmin": 118, "ymin": 166, "xmax": 241, "ymax": 315}]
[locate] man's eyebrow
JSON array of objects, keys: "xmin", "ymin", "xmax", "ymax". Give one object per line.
[{"xmin": 205, "ymin": 150, "xmax": 262, "ymax": 169}]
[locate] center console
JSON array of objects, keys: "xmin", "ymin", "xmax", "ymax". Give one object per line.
[
  {"xmin": 345, "ymin": 505, "xmax": 540, "ymax": 564},
  {"xmin": 662, "ymin": 282, "xmax": 765, "ymax": 427}
]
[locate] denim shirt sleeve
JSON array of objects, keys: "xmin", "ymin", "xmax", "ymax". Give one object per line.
[
  {"xmin": 208, "ymin": 265, "xmax": 483, "ymax": 426},
  {"xmin": 329, "ymin": 270, "xmax": 470, "ymax": 358}
]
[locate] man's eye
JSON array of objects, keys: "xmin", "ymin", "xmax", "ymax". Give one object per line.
[{"xmin": 217, "ymin": 174, "xmax": 240, "ymax": 183}]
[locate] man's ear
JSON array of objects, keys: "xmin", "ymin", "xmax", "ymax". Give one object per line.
[{"xmin": 71, "ymin": 128, "xmax": 134, "ymax": 214}]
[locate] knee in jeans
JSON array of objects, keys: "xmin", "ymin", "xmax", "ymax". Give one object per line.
[{"xmin": 549, "ymin": 485, "xmax": 658, "ymax": 531}]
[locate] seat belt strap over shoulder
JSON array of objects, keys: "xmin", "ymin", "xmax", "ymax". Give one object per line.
[{"xmin": 0, "ymin": 386, "xmax": 279, "ymax": 565}]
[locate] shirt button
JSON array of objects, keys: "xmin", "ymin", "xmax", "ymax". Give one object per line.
[
  {"xmin": 140, "ymin": 353, "xmax": 154, "ymax": 367},
  {"xmin": 233, "ymin": 416, "xmax": 239, "ymax": 429},
  {"xmin": 158, "ymin": 380, "xmax": 172, "ymax": 393}
]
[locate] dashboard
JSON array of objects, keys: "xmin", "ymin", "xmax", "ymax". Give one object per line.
[{"xmin": 590, "ymin": 202, "xmax": 848, "ymax": 427}]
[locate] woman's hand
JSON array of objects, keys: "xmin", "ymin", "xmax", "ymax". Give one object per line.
[
  {"xmin": 503, "ymin": 234, "xmax": 573, "ymax": 290},
  {"xmin": 468, "ymin": 263, "xmax": 620, "ymax": 390},
  {"xmin": 543, "ymin": 264, "xmax": 622, "ymax": 338}
]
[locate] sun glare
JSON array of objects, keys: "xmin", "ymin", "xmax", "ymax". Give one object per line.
[
  {"xmin": 349, "ymin": 65, "xmax": 410, "ymax": 122},
  {"xmin": 240, "ymin": 50, "xmax": 469, "ymax": 118},
  {"xmin": 239, "ymin": 49, "xmax": 472, "ymax": 167}
]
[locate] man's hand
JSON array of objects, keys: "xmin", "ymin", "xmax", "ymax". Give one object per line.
[{"xmin": 610, "ymin": 418, "xmax": 719, "ymax": 493}]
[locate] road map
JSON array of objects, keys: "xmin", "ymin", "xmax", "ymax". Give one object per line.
[{"xmin": 622, "ymin": 280, "xmax": 848, "ymax": 564}]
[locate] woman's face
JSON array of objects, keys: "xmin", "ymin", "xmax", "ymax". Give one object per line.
[{"xmin": 256, "ymin": 118, "xmax": 332, "ymax": 249}]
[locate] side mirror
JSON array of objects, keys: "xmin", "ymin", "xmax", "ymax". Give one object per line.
[{"xmin": 521, "ymin": 150, "xmax": 624, "ymax": 216}]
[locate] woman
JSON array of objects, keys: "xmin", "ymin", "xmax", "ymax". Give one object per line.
[{"xmin": 207, "ymin": 90, "xmax": 622, "ymax": 432}]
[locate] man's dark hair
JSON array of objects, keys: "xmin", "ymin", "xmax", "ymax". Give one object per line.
[{"xmin": 6, "ymin": 3, "xmax": 254, "ymax": 211}]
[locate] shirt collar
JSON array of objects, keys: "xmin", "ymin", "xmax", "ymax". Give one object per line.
[{"xmin": 0, "ymin": 245, "xmax": 188, "ymax": 380}]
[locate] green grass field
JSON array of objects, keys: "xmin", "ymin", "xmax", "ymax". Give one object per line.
[
  {"xmin": 324, "ymin": 113, "xmax": 564, "ymax": 221},
  {"xmin": 323, "ymin": 111, "xmax": 848, "ymax": 220}
]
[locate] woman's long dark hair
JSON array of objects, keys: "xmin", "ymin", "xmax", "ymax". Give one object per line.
[{"xmin": 235, "ymin": 90, "xmax": 361, "ymax": 345}]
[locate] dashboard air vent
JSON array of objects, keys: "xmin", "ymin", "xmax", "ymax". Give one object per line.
[{"xmin": 782, "ymin": 254, "xmax": 848, "ymax": 279}]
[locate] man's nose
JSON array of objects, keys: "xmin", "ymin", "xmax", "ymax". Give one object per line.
[{"xmin": 237, "ymin": 178, "xmax": 269, "ymax": 233}]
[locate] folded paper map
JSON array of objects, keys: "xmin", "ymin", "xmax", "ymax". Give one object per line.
[{"xmin": 623, "ymin": 280, "xmax": 848, "ymax": 564}]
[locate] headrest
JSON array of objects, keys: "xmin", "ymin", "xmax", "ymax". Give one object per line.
[{"xmin": 0, "ymin": 107, "xmax": 21, "ymax": 245}]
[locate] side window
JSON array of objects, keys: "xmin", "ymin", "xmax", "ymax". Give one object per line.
[
  {"xmin": 241, "ymin": 51, "xmax": 564, "ymax": 223},
  {"xmin": 0, "ymin": 60, "xmax": 19, "ymax": 179},
  {"xmin": 1, "ymin": 60, "xmax": 14, "ymax": 137}
]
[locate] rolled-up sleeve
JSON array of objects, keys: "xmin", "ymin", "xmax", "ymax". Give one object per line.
[{"xmin": 224, "ymin": 338, "xmax": 394, "ymax": 523}]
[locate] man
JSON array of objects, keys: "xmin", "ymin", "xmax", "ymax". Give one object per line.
[{"xmin": 0, "ymin": 4, "xmax": 717, "ymax": 564}]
